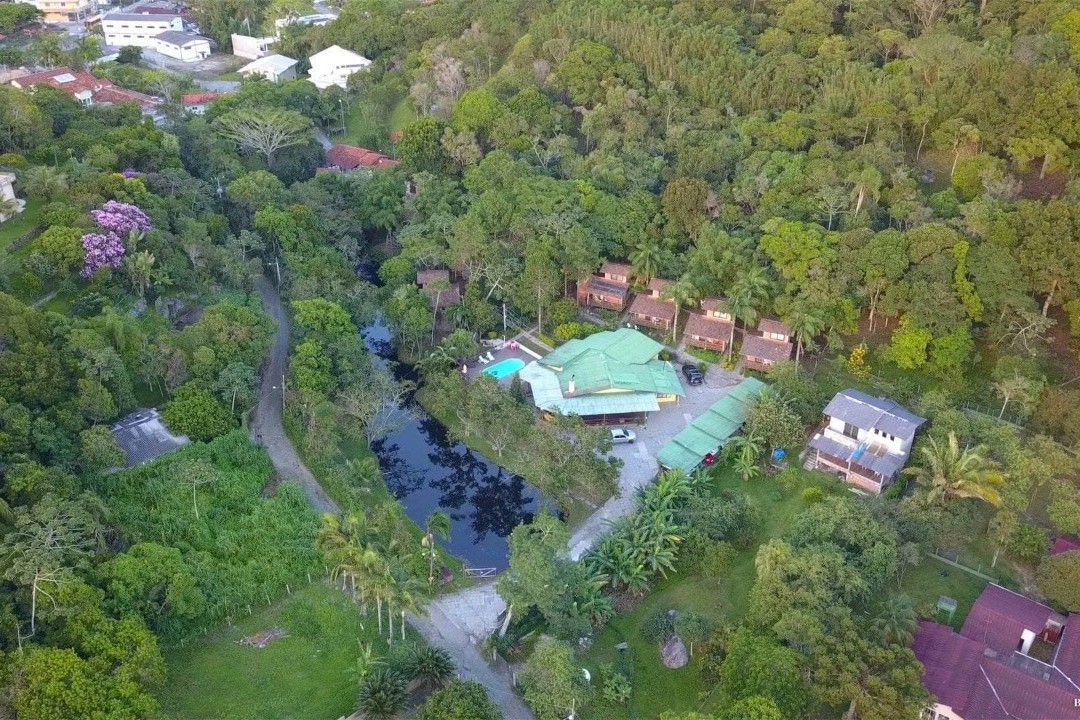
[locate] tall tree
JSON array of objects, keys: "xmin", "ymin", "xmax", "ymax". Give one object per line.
[
  {"xmin": 904, "ymin": 432, "xmax": 1005, "ymax": 507},
  {"xmin": 213, "ymin": 107, "xmax": 312, "ymax": 167}
]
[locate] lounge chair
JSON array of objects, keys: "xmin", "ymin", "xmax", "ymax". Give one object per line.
[
  {"xmin": 484, "ymin": 351, "xmax": 495, "ymax": 362},
  {"xmin": 478, "ymin": 355, "xmax": 491, "ymax": 364}
]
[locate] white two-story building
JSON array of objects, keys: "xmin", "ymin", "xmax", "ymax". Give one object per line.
[
  {"xmin": 102, "ymin": 11, "xmax": 183, "ymax": 48},
  {"xmin": 806, "ymin": 388, "xmax": 926, "ymax": 494},
  {"xmin": 307, "ymin": 45, "xmax": 370, "ymax": 90}
]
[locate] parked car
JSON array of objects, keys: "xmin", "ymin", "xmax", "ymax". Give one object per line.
[
  {"xmin": 682, "ymin": 364, "xmax": 704, "ymax": 385},
  {"xmin": 610, "ymin": 427, "xmax": 636, "ymax": 444}
]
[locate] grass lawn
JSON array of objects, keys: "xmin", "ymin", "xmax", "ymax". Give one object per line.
[
  {"xmin": 389, "ymin": 98, "xmax": 416, "ymax": 133},
  {"xmin": 894, "ymin": 555, "xmax": 990, "ymax": 629},
  {"xmin": 581, "ymin": 464, "xmax": 845, "ymax": 719},
  {"xmin": 0, "ymin": 198, "xmax": 42, "ymax": 252},
  {"xmin": 160, "ymin": 582, "xmax": 418, "ymax": 720}
]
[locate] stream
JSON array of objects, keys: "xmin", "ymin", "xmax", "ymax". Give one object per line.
[{"xmin": 361, "ymin": 316, "xmax": 543, "ymax": 570}]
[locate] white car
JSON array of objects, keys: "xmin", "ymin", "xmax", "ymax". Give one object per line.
[{"xmin": 610, "ymin": 427, "xmax": 636, "ymax": 444}]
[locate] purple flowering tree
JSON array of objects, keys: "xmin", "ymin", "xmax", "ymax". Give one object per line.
[
  {"xmin": 80, "ymin": 201, "xmax": 153, "ymax": 277},
  {"xmin": 90, "ymin": 201, "xmax": 152, "ymax": 236},
  {"xmin": 80, "ymin": 233, "xmax": 126, "ymax": 277}
]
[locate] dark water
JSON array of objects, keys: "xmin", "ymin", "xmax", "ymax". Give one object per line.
[{"xmin": 361, "ymin": 317, "xmax": 543, "ymax": 570}]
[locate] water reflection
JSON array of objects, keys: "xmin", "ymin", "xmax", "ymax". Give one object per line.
[{"xmin": 361, "ymin": 318, "xmax": 543, "ymax": 570}]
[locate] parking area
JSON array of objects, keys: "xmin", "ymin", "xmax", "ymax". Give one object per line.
[
  {"xmin": 104, "ymin": 45, "xmax": 246, "ymax": 77},
  {"xmin": 568, "ymin": 364, "xmax": 745, "ymax": 558}
]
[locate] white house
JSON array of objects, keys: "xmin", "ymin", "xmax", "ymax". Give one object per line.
[
  {"xmin": 806, "ymin": 388, "xmax": 926, "ymax": 495},
  {"xmin": 238, "ymin": 54, "xmax": 298, "ymax": 82},
  {"xmin": 307, "ymin": 45, "xmax": 370, "ymax": 90},
  {"xmin": 231, "ymin": 33, "xmax": 275, "ymax": 60},
  {"xmin": 0, "ymin": 172, "xmax": 25, "ymax": 223},
  {"xmin": 154, "ymin": 31, "xmax": 211, "ymax": 61},
  {"xmin": 102, "ymin": 11, "xmax": 183, "ymax": 47}
]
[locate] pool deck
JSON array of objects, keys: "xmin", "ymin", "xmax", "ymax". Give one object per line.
[{"xmin": 463, "ymin": 342, "xmax": 539, "ymax": 385}]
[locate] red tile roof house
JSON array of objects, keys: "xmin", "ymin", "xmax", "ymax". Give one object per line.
[
  {"xmin": 10, "ymin": 67, "xmax": 158, "ymax": 111},
  {"xmin": 684, "ymin": 297, "xmax": 736, "ymax": 352},
  {"xmin": 739, "ymin": 318, "xmax": 793, "ymax": 372},
  {"xmin": 628, "ymin": 278, "xmax": 678, "ymax": 332},
  {"xmin": 913, "ymin": 583, "xmax": 1080, "ymax": 720},
  {"xmin": 576, "ymin": 261, "xmax": 632, "ymax": 311},
  {"xmin": 417, "ymin": 269, "xmax": 461, "ymax": 311},
  {"xmin": 324, "ymin": 144, "xmax": 400, "ymax": 171},
  {"xmin": 180, "ymin": 92, "xmax": 223, "ymax": 115}
]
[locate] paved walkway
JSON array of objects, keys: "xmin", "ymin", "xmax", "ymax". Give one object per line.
[
  {"xmin": 250, "ymin": 277, "xmax": 339, "ymax": 515},
  {"xmin": 408, "ymin": 587, "xmax": 533, "ymax": 720}
]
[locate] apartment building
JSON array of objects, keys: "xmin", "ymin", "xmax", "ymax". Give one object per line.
[
  {"xmin": 102, "ymin": 11, "xmax": 183, "ymax": 47},
  {"xmin": 31, "ymin": 0, "xmax": 96, "ymax": 23}
]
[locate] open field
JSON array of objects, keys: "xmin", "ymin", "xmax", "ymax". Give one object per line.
[{"xmin": 160, "ymin": 582, "xmax": 418, "ymax": 720}]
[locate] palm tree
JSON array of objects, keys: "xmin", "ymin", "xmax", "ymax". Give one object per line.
[
  {"xmin": 848, "ymin": 165, "xmax": 883, "ymax": 218},
  {"xmin": 630, "ymin": 238, "xmax": 663, "ymax": 285},
  {"xmin": 405, "ymin": 645, "xmax": 454, "ymax": 691},
  {"xmin": 874, "ymin": 595, "xmax": 918, "ymax": 645},
  {"xmin": 726, "ymin": 266, "xmax": 770, "ymax": 361},
  {"xmin": 727, "ymin": 432, "xmax": 764, "ymax": 481},
  {"xmin": 586, "ymin": 535, "xmax": 648, "ymax": 593},
  {"xmin": 19, "ymin": 165, "xmax": 68, "ymax": 201},
  {"xmin": 784, "ymin": 303, "xmax": 827, "ymax": 370},
  {"xmin": 442, "ymin": 302, "xmax": 468, "ymax": 329},
  {"xmin": 903, "ymin": 432, "xmax": 1005, "ymax": 507},
  {"xmin": 422, "ymin": 509, "xmax": 451, "ymax": 587},
  {"xmin": 636, "ymin": 470, "xmax": 692, "ymax": 514},
  {"xmin": 356, "ymin": 668, "xmax": 407, "ymax": 720},
  {"xmin": 661, "ymin": 275, "xmax": 700, "ymax": 343}
]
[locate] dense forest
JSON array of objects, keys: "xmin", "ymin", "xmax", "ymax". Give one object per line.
[{"xmin": 2, "ymin": 0, "xmax": 1080, "ymax": 716}]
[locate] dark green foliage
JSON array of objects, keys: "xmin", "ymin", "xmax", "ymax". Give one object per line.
[
  {"xmin": 162, "ymin": 384, "xmax": 235, "ymax": 441},
  {"xmin": 356, "ymin": 669, "xmax": 408, "ymax": 720},
  {"xmin": 641, "ymin": 606, "xmax": 675, "ymax": 642},
  {"xmin": 87, "ymin": 432, "xmax": 319, "ymax": 641},
  {"xmin": 414, "ymin": 679, "xmax": 501, "ymax": 720},
  {"xmin": 402, "ymin": 645, "xmax": 455, "ymax": 690}
]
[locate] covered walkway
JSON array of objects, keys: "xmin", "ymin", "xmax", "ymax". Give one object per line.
[{"xmin": 656, "ymin": 377, "xmax": 766, "ymax": 473}]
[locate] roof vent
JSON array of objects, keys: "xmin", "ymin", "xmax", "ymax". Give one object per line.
[
  {"xmin": 54, "ymin": 73, "xmax": 76, "ymax": 83},
  {"xmin": 568, "ymin": 376, "xmax": 576, "ymax": 395}
]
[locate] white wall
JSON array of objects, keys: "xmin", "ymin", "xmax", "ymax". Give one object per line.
[
  {"xmin": 231, "ymin": 33, "xmax": 274, "ymax": 60},
  {"xmin": 156, "ymin": 38, "xmax": 210, "ymax": 61},
  {"xmin": 825, "ymin": 416, "xmax": 906, "ymax": 454},
  {"xmin": 103, "ymin": 16, "xmax": 182, "ymax": 47}
]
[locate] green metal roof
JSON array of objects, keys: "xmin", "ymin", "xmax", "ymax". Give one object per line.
[
  {"xmin": 519, "ymin": 361, "xmax": 661, "ymax": 416},
  {"xmin": 657, "ymin": 442, "xmax": 703, "ymax": 474},
  {"xmin": 538, "ymin": 328, "xmax": 683, "ymax": 397},
  {"xmin": 657, "ymin": 377, "xmax": 767, "ymax": 473},
  {"xmin": 541, "ymin": 328, "xmax": 664, "ymax": 370}
]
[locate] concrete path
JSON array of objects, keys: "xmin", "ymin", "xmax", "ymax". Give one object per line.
[
  {"xmin": 408, "ymin": 586, "xmax": 534, "ymax": 720},
  {"xmin": 250, "ymin": 277, "xmax": 340, "ymax": 515},
  {"xmin": 315, "ymin": 127, "xmax": 334, "ymax": 151}
]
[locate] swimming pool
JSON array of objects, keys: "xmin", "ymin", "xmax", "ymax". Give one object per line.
[{"xmin": 483, "ymin": 357, "xmax": 526, "ymax": 379}]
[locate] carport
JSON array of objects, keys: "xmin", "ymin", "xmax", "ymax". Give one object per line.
[{"xmin": 657, "ymin": 377, "xmax": 766, "ymax": 473}]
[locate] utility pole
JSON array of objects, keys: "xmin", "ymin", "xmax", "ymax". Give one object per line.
[{"xmin": 502, "ymin": 302, "xmax": 507, "ymax": 341}]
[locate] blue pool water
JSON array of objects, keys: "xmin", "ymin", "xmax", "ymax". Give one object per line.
[{"xmin": 483, "ymin": 357, "xmax": 525, "ymax": 379}]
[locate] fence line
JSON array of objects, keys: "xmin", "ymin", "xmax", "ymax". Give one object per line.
[{"xmin": 928, "ymin": 550, "xmax": 999, "ymax": 582}]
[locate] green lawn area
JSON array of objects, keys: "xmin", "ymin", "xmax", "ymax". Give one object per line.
[
  {"xmin": 894, "ymin": 555, "xmax": 990, "ymax": 629},
  {"xmin": 389, "ymin": 98, "xmax": 416, "ymax": 133},
  {"xmin": 0, "ymin": 198, "xmax": 42, "ymax": 252},
  {"xmin": 581, "ymin": 464, "xmax": 845, "ymax": 720},
  {"xmin": 339, "ymin": 97, "xmax": 415, "ymax": 150},
  {"xmin": 160, "ymin": 582, "xmax": 418, "ymax": 720}
]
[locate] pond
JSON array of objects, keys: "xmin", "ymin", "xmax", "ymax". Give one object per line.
[{"xmin": 361, "ymin": 317, "xmax": 544, "ymax": 570}]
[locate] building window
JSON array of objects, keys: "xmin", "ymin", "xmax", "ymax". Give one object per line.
[{"xmin": 843, "ymin": 422, "xmax": 859, "ymax": 440}]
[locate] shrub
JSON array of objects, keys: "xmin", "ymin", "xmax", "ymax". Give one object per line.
[
  {"xmin": 356, "ymin": 669, "xmax": 408, "ymax": 720},
  {"xmin": 117, "ymin": 45, "xmax": 142, "ymax": 63},
  {"xmin": 1008, "ymin": 523, "xmax": 1048, "ymax": 562},
  {"xmin": 687, "ymin": 346, "xmax": 720, "ymax": 364},
  {"xmin": 162, "ymin": 384, "xmax": 235, "ymax": 441},
  {"xmin": 538, "ymin": 333, "xmax": 556, "ymax": 347},
  {"xmin": 548, "ymin": 298, "xmax": 580, "ymax": 327},
  {"xmin": 414, "ymin": 680, "xmax": 501, "ymax": 720},
  {"xmin": 601, "ymin": 667, "xmax": 631, "ymax": 704},
  {"xmin": 802, "ymin": 486, "xmax": 825, "ymax": 504},
  {"xmin": 679, "ymin": 531, "xmax": 737, "ymax": 577},
  {"xmin": 1037, "ymin": 551, "xmax": 1080, "ymax": 612},
  {"xmin": 641, "ymin": 607, "xmax": 675, "ymax": 642},
  {"xmin": 552, "ymin": 321, "xmax": 602, "ymax": 342}
]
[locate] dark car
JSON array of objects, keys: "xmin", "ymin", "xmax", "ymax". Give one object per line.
[{"xmin": 682, "ymin": 364, "xmax": 704, "ymax": 385}]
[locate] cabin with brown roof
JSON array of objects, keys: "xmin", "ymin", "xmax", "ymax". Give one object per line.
[
  {"xmin": 629, "ymin": 278, "xmax": 677, "ymax": 332},
  {"xmin": 577, "ymin": 261, "xmax": 633, "ymax": 311},
  {"xmin": 684, "ymin": 297, "xmax": 735, "ymax": 352},
  {"xmin": 417, "ymin": 269, "xmax": 461, "ymax": 310},
  {"xmin": 739, "ymin": 318, "xmax": 793, "ymax": 372}
]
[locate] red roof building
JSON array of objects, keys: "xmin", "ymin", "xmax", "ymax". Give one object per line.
[
  {"xmin": 10, "ymin": 67, "xmax": 157, "ymax": 110},
  {"xmin": 913, "ymin": 584, "xmax": 1080, "ymax": 720},
  {"xmin": 1051, "ymin": 536, "xmax": 1080, "ymax": 556},
  {"xmin": 325, "ymin": 144, "xmax": 400, "ymax": 171},
  {"xmin": 577, "ymin": 261, "xmax": 633, "ymax": 312},
  {"xmin": 629, "ymin": 277, "xmax": 677, "ymax": 332}
]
